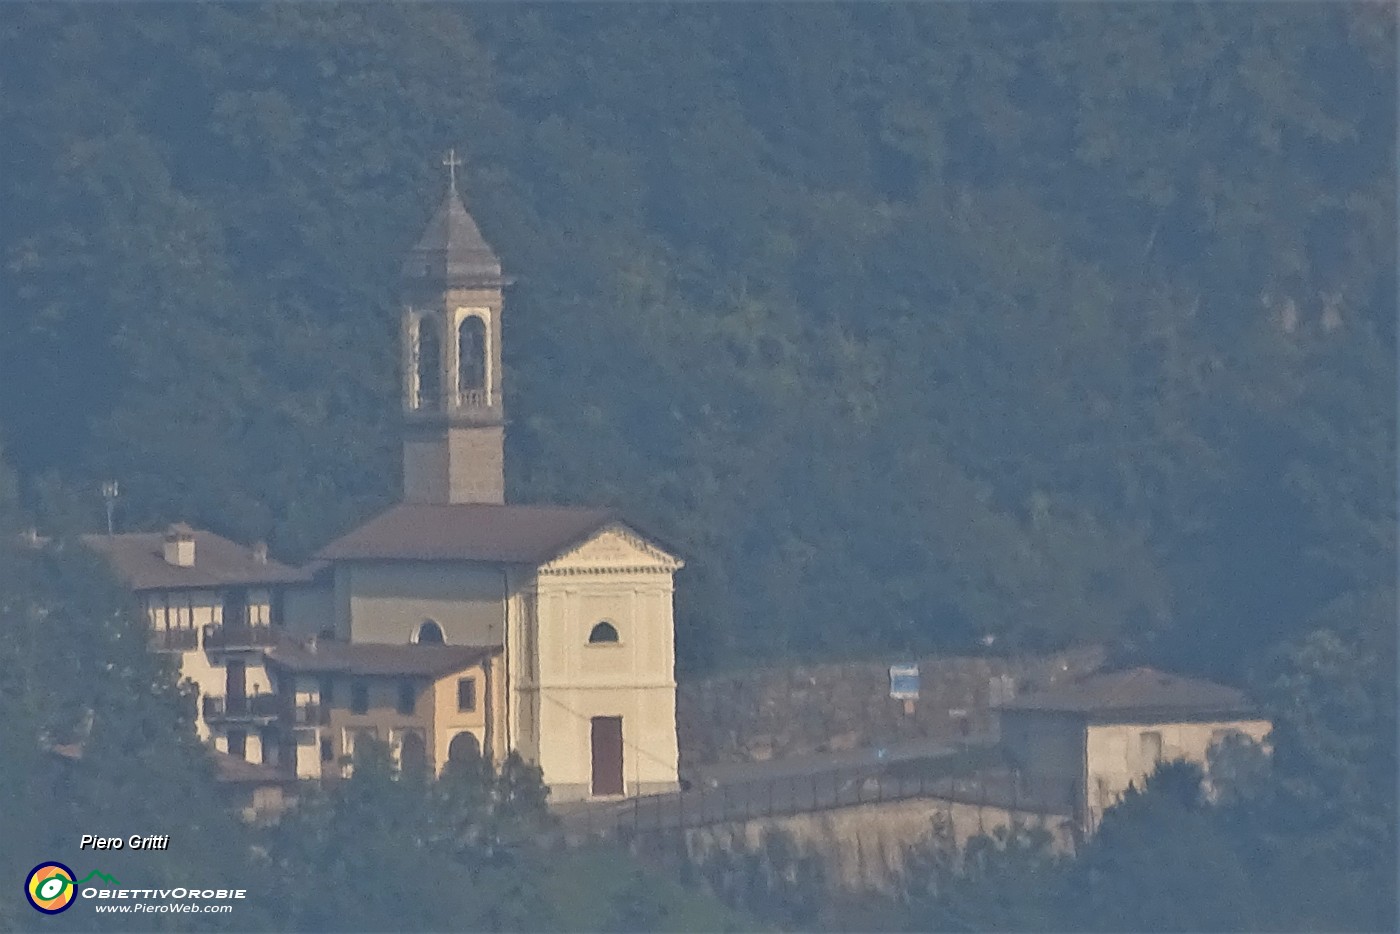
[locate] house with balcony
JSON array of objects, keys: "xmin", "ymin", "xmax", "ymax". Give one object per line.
[
  {"xmin": 83, "ymin": 523, "xmax": 309, "ymax": 765},
  {"xmin": 263, "ymin": 640, "xmax": 504, "ymax": 780}
]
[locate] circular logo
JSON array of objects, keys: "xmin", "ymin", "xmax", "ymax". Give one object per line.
[{"xmin": 25, "ymin": 862, "xmax": 77, "ymax": 914}]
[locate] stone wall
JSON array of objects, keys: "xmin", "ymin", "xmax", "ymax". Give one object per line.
[
  {"xmin": 674, "ymin": 797, "xmax": 1076, "ymax": 893},
  {"xmin": 677, "ymin": 646, "xmax": 1104, "ymax": 766}
]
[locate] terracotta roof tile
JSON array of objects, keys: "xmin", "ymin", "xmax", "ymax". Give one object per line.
[
  {"xmin": 83, "ymin": 530, "xmax": 311, "ymax": 592},
  {"xmin": 265, "ymin": 641, "xmax": 499, "ymax": 677},
  {"xmin": 315, "ymin": 502, "xmax": 618, "ymax": 564}
]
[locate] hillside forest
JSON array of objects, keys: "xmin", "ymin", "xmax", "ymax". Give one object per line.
[{"xmin": 0, "ymin": 2, "xmax": 1394, "ymax": 931}]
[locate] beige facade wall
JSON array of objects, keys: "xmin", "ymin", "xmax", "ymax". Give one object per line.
[
  {"xmin": 315, "ymin": 674, "xmax": 434, "ymax": 778},
  {"xmin": 524, "ymin": 527, "xmax": 682, "ymax": 800},
  {"xmin": 143, "ymin": 588, "xmax": 273, "ymax": 746},
  {"xmin": 1084, "ymin": 718, "xmax": 1272, "ymax": 823},
  {"xmin": 338, "ymin": 561, "xmax": 506, "ymax": 646},
  {"xmin": 430, "ymin": 655, "xmax": 504, "ymax": 768}
]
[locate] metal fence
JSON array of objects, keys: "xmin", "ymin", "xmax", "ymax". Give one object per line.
[{"xmin": 564, "ymin": 766, "xmax": 1076, "ymax": 839}]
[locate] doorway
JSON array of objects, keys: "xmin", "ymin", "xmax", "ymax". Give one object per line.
[
  {"xmin": 226, "ymin": 660, "xmax": 246, "ymax": 710},
  {"xmin": 222, "ymin": 588, "xmax": 248, "ymax": 629},
  {"xmin": 590, "ymin": 716, "xmax": 624, "ymax": 797}
]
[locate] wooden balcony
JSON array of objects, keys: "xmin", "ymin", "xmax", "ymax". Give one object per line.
[
  {"xmin": 202, "ymin": 693, "xmax": 281, "ymax": 723},
  {"xmin": 202, "ymin": 624, "xmax": 277, "ymax": 651}
]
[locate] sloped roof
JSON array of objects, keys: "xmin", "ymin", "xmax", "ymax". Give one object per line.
[
  {"xmin": 401, "ymin": 186, "xmax": 503, "ymax": 286},
  {"xmin": 265, "ymin": 641, "xmax": 499, "ymax": 677},
  {"xmin": 999, "ymin": 667, "xmax": 1258, "ymax": 721},
  {"xmin": 315, "ymin": 502, "xmax": 629, "ymax": 565},
  {"xmin": 82, "ymin": 530, "xmax": 310, "ymax": 592}
]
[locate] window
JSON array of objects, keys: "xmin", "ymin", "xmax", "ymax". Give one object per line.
[
  {"xmin": 397, "ymin": 680, "xmax": 416, "ymax": 715},
  {"xmin": 457, "ymin": 678, "xmax": 477, "ymax": 712},
  {"xmin": 227, "ymin": 729, "xmax": 247, "ymax": 759},
  {"xmin": 319, "ymin": 676, "xmax": 334, "ymax": 707},
  {"xmin": 588, "ymin": 621, "xmax": 619, "ymax": 644},
  {"xmin": 1140, "ymin": 731, "xmax": 1163, "ymax": 765},
  {"xmin": 344, "ymin": 727, "xmax": 378, "ymax": 761},
  {"xmin": 397, "ymin": 730, "xmax": 428, "ymax": 774},
  {"xmin": 320, "ymin": 737, "xmax": 333, "ymax": 763},
  {"xmin": 415, "ymin": 318, "xmax": 441, "ymax": 409},
  {"xmin": 448, "ymin": 731, "xmax": 480, "ymax": 764},
  {"xmin": 351, "ymin": 681, "xmax": 369, "ymax": 715},
  {"xmin": 416, "ymin": 620, "xmax": 445, "ymax": 645},
  {"xmin": 458, "ymin": 316, "xmax": 487, "ymax": 395}
]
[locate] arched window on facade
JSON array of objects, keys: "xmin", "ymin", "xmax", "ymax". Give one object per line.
[
  {"xmin": 415, "ymin": 318, "xmax": 441, "ymax": 409},
  {"xmin": 458, "ymin": 316, "xmax": 487, "ymax": 403},
  {"xmin": 588, "ymin": 621, "xmax": 620, "ymax": 644},
  {"xmin": 415, "ymin": 620, "xmax": 445, "ymax": 645},
  {"xmin": 448, "ymin": 731, "xmax": 481, "ymax": 764},
  {"xmin": 398, "ymin": 730, "xmax": 428, "ymax": 776}
]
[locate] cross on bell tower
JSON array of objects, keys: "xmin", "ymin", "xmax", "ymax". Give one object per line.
[
  {"xmin": 442, "ymin": 148, "xmax": 461, "ymax": 195},
  {"xmin": 399, "ymin": 151, "xmax": 510, "ymax": 505}
]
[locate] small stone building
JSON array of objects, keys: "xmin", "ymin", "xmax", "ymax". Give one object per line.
[{"xmin": 997, "ymin": 666, "xmax": 1271, "ymax": 831}]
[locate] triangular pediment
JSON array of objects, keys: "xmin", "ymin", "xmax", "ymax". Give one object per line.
[{"xmin": 539, "ymin": 523, "xmax": 682, "ymax": 574}]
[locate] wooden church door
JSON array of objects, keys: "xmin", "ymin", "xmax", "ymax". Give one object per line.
[{"xmin": 590, "ymin": 716, "xmax": 623, "ymax": 796}]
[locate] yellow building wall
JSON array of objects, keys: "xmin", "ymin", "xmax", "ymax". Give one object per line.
[
  {"xmin": 527, "ymin": 527, "xmax": 682, "ymax": 800},
  {"xmin": 1084, "ymin": 718, "xmax": 1272, "ymax": 822},
  {"xmin": 430, "ymin": 656, "xmax": 502, "ymax": 770}
]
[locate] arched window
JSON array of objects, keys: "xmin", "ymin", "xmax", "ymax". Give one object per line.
[
  {"xmin": 398, "ymin": 731, "xmax": 428, "ymax": 776},
  {"xmin": 458, "ymin": 316, "xmax": 486, "ymax": 400},
  {"xmin": 448, "ymin": 731, "xmax": 481, "ymax": 764},
  {"xmin": 415, "ymin": 318, "xmax": 441, "ymax": 409},
  {"xmin": 416, "ymin": 620, "xmax": 445, "ymax": 645},
  {"xmin": 588, "ymin": 621, "xmax": 620, "ymax": 644}
]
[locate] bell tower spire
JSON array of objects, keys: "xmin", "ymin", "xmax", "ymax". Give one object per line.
[{"xmin": 400, "ymin": 152, "xmax": 508, "ymax": 505}]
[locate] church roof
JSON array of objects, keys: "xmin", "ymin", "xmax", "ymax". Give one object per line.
[
  {"xmin": 401, "ymin": 185, "xmax": 503, "ymax": 287},
  {"xmin": 265, "ymin": 641, "xmax": 498, "ymax": 677},
  {"xmin": 315, "ymin": 502, "xmax": 626, "ymax": 565},
  {"xmin": 999, "ymin": 667, "xmax": 1258, "ymax": 722},
  {"xmin": 82, "ymin": 530, "xmax": 310, "ymax": 592}
]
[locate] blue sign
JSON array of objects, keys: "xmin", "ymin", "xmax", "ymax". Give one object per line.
[{"xmin": 889, "ymin": 663, "xmax": 919, "ymax": 700}]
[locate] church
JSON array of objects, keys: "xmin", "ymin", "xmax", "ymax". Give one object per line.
[{"xmin": 89, "ymin": 158, "xmax": 684, "ymax": 802}]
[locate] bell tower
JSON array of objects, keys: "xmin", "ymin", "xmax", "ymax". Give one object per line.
[{"xmin": 400, "ymin": 151, "xmax": 508, "ymax": 504}]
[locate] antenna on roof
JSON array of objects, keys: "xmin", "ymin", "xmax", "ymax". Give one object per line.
[{"xmin": 100, "ymin": 481, "xmax": 120, "ymax": 536}]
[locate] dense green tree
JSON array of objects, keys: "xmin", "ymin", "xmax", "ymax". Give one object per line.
[
  {"xmin": 0, "ymin": 531, "xmax": 263, "ymax": 932},
  {"xmin": 0, "ymin": 2, "xmax": 1391, "ymax": 673}
]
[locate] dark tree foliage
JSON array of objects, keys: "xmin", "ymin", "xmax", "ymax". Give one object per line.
[
  {"xmin": 0, "ymin": 3, "xmax": 1390, "ymax": 675},
  {"xmin": 0, "ymin": 522, "xmax": 264, "ymax": 931}
]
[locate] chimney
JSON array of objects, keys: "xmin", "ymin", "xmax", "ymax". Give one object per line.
[
  {"xmin": 252, "ymin": 541, "xmax": 269, "ymax": 565},
  {"xmin": 163, "ymin": 523, "xmax": 196, "ymax": 568}
]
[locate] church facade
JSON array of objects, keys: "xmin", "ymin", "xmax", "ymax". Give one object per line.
[{"xmin": 278, "ymin": 164, "xmax": 683, "ymax": 800}]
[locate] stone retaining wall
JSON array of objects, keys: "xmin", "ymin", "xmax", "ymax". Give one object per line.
[{"xmin": 677, "ymin": 646, "xmax": 1104, "ymax": 766}]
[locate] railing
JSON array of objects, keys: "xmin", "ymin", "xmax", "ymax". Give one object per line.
[
  {"xmin": 455, "ymin": 389, "xmax": 495, "ymax": 408},
  {"xmin": 202, "ymin": 694, "xmax": 281, "ymax": 721},
  {"xmin": 202, "ymin": 624, "xmax": 277, "ymax": 650},
  {"xmin": 150, "ymin": 628, "xmax": 199, "ymax": 652},
  {"xmin": 563, "ymin": 766, "xmax": 1078, "ymax": 840}
]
